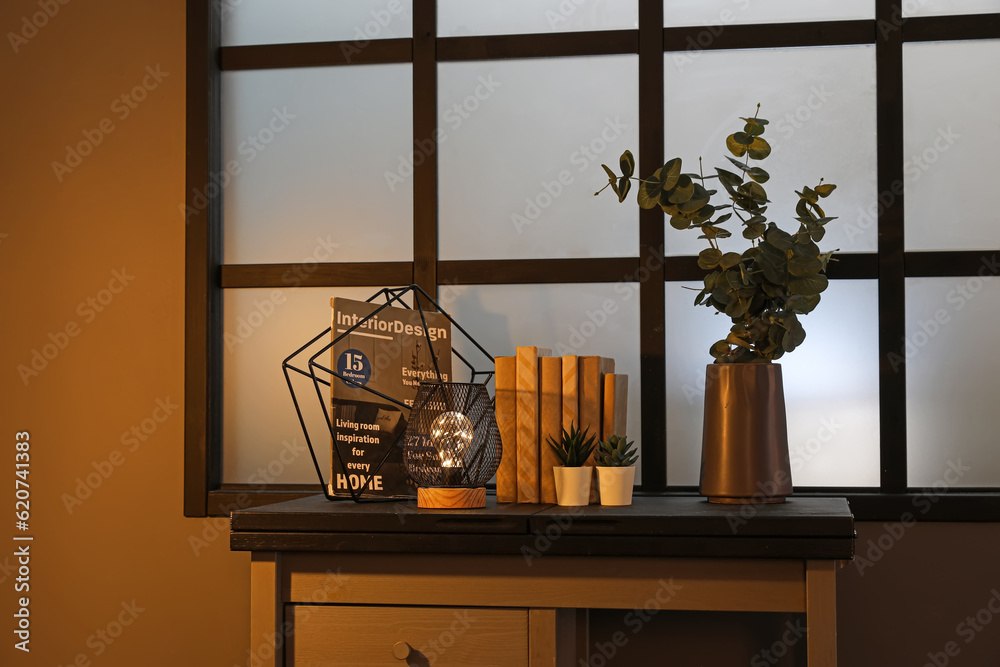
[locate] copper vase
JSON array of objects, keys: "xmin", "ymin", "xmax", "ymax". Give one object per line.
[{"xmin": 699, "ymin": 363, "xmax": 792, "ymax": 504}]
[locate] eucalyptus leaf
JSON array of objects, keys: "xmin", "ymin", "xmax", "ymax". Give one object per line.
[
  {"xmin": 661, "ymin": 202, "xmax": 680, "ymax": 216},
  {"xmin": 788, "ymin": 253, "xmax": 823, "ymax": 277},
  {"xmin": 788, "ymin": 274, "xmax": 829, "ymax": 296},
  {"xmin": 761, "ymin": 281, "xmax": 785, "ymax": 298},
  {"xmin": 620, "ymin": 150, "xmax": 635, "ymax": 179},
  {"xmin": 698, "ymin": 248, "xmax": 723, "ymax": 269},
  {"xmin": 720, "ymin": 252, "xmax": 742, "ymax": 270},
  {"xmin": 669, "ymin": 214, "xmax": 690, "ymax": 230},
  {"xmin": 711, "ymin": 287, "xmax": 732, "ymax": 305},
  {"xmin": 667, "ymin": 174, "xmax": 695, "ymax": 204},
  {"xmin": 726, "ymin": 134, "xmax": 748, "ymax": 158},
  {"xmin": 726, "ymin": 156, "xmax": 751, "ymax": 173},
  {"xmin": 716, "ymin": 168, "xmax": 743, "ymax": 195},
  {"xmin": 786, "ymin": 294, "xmax": 821, "ymax": 314},
  {"xmin": 747, "ymin": 137, "xmax": 771, "ymax": 160},
  {"xmin": 745, "ymin": 182, "xmax": 768, "ymax": 202},
  {"xmin": 710, "ymin": 340, "xmax": 730, "ymax": 358},
  {"xmin": 726, "ymin": 332, "xmax": 752, "ymax": 349},
  {"xmin": 725, "ymin": 298, "xmax": 750, "ymax": 318},
  {"xmin": 617, "ymin": 175, "xmax": 631, "ymax": 203},
  {"xmin": 764, "ymin": 227, "xmax": 794, "ymax": 251},
  {"xmin": 689, "ymin": 204, "xmax": 717, "ymax": 224},
  {"xmin": 700, "ymin": 224, "xmax": 722, "ymax": 239},
  {"xmin": 743, "ymin": 223, "xmax": 766, "ymax": 240},
  {"xmin": 725, "ymin": 270, "xmax": 744, "ymax": 290},
  {"xmin": 763, "ymin": 265, "xmax": 789, "ymax": 286},
  {"xmin": 784, "ymin": 316, "xmax": 806, "ymax": 350},
  {"xmin": 637, "ymin": 158, "xmax": 682, "ymax": 209},
  {"xmin": 814, "ymin": 183, "xmax": 836, "ymax": 197}
]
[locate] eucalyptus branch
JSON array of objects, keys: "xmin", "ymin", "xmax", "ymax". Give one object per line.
[{"xmin": 595, "ymin": 105, "xmax": 837, "ymax": 363}]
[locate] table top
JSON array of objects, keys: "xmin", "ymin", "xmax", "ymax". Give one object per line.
[{"xmin": 230, "ymin": 494, "xmax": 855, "ymax": 560}]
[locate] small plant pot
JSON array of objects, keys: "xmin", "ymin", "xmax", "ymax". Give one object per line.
[
  {"xmin": 597, "ymin": 467, "xmax": 635, "ymax": 506},
  {"xmin": 552, "ymin": 466, "xmax": 593, "ymax": 506}
]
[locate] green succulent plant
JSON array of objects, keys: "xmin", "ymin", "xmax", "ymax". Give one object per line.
[
  {"xmin": 597, "ymin": 105, "xmax": 838, "ymax": 364},
  {"xmin": 547, "ymin": 422, "xmax": 598, "ymax": 467},
  {"xmin": 594, "ymin": 434, "xmax": 637, "ymax": 468}
]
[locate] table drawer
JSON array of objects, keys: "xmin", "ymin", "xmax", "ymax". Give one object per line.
[{"xmin": 286, "ymin": 605, "xmax": 528, "ymax": 666}]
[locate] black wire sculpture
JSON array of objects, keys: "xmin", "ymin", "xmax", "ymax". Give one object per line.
[{"xmin": 281, "ymin": 284, "xmax": 495, "ymax": 503}]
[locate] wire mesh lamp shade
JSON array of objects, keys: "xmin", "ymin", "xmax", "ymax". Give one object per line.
[{"xmin": 402, "ymin": 382, "xmax": 501, "ymax": 509}]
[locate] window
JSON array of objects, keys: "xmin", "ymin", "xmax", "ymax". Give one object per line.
[{"xmin": 186, "ymin": 0, "xmax": 1000, "ymax": 518}]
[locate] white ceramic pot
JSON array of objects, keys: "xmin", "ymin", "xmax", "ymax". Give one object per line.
[
  {"xmin": 552, "ymin": 466, "xmax": 593, "ymax": 506},
  {"xmin": 597, "ymin": 466, "xmax": 635, "ymax": 506}
]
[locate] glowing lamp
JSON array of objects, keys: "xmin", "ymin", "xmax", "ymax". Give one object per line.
[{"xmin": 402, "ymin": 382, "xmax": 501, "ymax": 509}]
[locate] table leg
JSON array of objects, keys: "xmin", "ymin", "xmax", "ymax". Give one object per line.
[
  {"xmin": 806, "ymin": 560, "xmax": 837, "ymax": 666},
  {"xmin": 250, "ymin": 551, "xmax": 283, "ymax": 667},
  {"xmin": 529, "ymin": 609, "xmax": 588, "ymax": 667},
  {"xmin": 529, "ymin": 609, "xmax": 557, "ymax": 667}
]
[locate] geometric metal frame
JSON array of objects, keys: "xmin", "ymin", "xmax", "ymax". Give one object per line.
[{"xmin": 281, "ymin": 284, "xmax": 494, "ymax": 502}]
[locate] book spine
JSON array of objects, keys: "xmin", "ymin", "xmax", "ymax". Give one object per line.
[
  {"xmin": 561, "ymin": 355, "xmax": 579, "ymax": 433},
  {"xmin": 539, "ymin": 356, "xmax": 563, "ymax": 504},
  {"xmin": 579, "ymin": 356, "xmax": 615, "ymax": 502},
  {"xmin": 516, "ymin": 346, "xmax": 543, "ymax": 503},
  {"xmin": 602, "ymin": 374, "xmax": 628, "ymax": 440},
  {"xmin": 577, "ymin": 357, "xmax": 604, "ymax": 451},
  {"xmin": 494, "ymin": 356, "xmax": 518, "ymax": 503}
]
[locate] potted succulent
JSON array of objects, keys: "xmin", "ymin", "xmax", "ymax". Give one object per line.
[
  {"xmin": 597, "ymin": 105, "xmax": 837, "ymax": 503},
  {"xmin": 547, "ymin": 423, "xmax": 598, "ymax": 507},
  {"xmin": 594, "ymin": 434, "xmax": 637, "ymax": 506}
]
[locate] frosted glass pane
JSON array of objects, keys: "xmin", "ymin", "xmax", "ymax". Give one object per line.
[
  {"xmin": 445, "ymin": 283, "xmax": 643, "ymax": 475},
  {"xmin": 906, "ymin": 277, "xmax": 1000, "ymax": 486},
  {"xmin": 222, "ymin": 65, "xmax": 413, "ymax": 264},
  {"xmin": 222, "ymin": 0, "xmax": 412, "ymax": 46},
  {"xmin": 438, "ymin": 0, "xmax": 637, "ymax": 36},
  {"xmin": 664, "ymin": 0, "xmax": 873, "ymax": 27},
  {"xmin": 439, "ymin": 56, "xmax": 639, "ymax": 260},
  {"xmin": 666, "ymin": 280, "xmax": 880, "ymax": 487},
  {"xmin": 222, "ymin": 287, "xmax": 391, "ymax": 484},
  {"xmin": 903, "ymin": 0, "xmax": 1000, "ymax": 17},
  {"xmin": 904, "ymin": 40, "xmax": 1000, "ymax": 251},
  {"xmin": 664, "ymin": 46, "xmax": 878, "ymax": 255}
]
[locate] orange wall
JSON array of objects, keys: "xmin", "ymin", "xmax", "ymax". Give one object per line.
[{"xmin": 1, "ymin": 0, "xmax": 250, "ymax": 664}]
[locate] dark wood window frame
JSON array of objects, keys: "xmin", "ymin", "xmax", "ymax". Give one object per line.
[{"xmin": 185, "ymin": 0, "xmax": 1000, "ymax": 519}]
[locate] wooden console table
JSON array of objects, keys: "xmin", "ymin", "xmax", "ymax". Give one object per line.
[{"xmin": 230, "ymin": 495, "xmax": 854, "ymax": 666}]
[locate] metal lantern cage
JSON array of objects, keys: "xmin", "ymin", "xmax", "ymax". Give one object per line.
[
  {"xmin": 402, "ymin": 382, "xmax": 501, "ymax": 488},
  {"xmin": 281, "ymin": 285, "xmax": 497, "ymax": 503}
]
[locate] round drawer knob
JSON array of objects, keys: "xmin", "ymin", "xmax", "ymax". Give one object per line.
[{"xmin": 392, "ymin": 641, "xmax": 412, "ymax": 660}]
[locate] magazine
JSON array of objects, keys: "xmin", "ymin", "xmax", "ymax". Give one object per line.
[{"xmin": 328, "ymin": 296, "xmax": 452, "ymax": 498}]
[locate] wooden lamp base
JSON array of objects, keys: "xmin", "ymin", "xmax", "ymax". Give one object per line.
[{"xmin": 417, "ymin": 487, "xmax": 486, "ymax": 509}]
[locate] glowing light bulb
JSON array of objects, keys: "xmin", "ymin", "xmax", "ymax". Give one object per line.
[{"xmin": 430, "ymin": 411, "xmax": 474, "ymax": 468}]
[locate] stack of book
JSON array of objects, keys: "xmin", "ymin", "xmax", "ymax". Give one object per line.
[{"xmin": 495, "ymin": 347, "xmax": 628, "ymax": 503}]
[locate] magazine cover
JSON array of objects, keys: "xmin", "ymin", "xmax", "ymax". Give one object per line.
[{"xmin": 328, "ymin": 296, "xmax": 453, "ymax": 498}]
